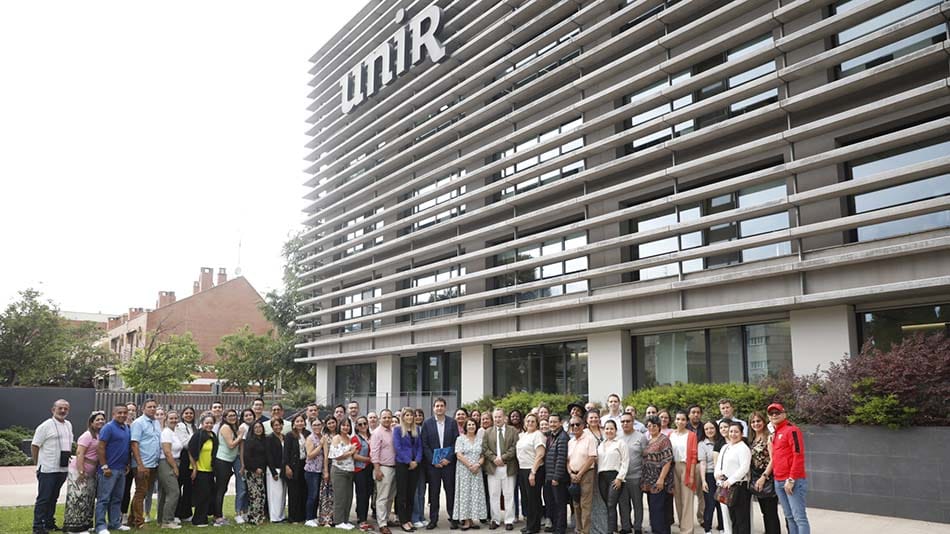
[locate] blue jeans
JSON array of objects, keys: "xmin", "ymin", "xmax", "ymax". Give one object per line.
[
  {"xmin": 33, "ymin": 470, "xmax": 67, "ymax": 532},
  {"xmin": 96, "ymin": 470, "xmax": 126, "ymax": 532},
  {"xmin": 775, "ymin": 478, "xmax": 810, "ymax": 534},
  {"xmin": 233, "ymin": 454, "xmax": 247, "ymax": 513},
  {"xmin": 305, "ymin": 471, "xmax": 322, "ymax": 521},
  {"xmin": 646, "ymin": 491, "xmax": 670, "ymax": 534},
  {"xmin": 412, "ymin": 470, "xmax": 426, "ymax": 523}
]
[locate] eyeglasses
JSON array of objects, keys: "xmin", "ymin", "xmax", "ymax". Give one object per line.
[
  {"xmin": 357, "ymin": 422, "xmax": 367, "ymax": 426},
  {"xmin": 569, "ymin": 423, "xmax": 582, "ymax": 427},
  {"xmin": 768, "ymin": 412, "xmax": 783, "ymax": 416}
]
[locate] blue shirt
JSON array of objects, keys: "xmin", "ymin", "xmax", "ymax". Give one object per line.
[
  {"xmin": 130, "ymin": 415, "xmax": 162, "ymax": 468},
  {"xmin": 99, "ymin": 419, "xmax": 131, "ymax": 471}
]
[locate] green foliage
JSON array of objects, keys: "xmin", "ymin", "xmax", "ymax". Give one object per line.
[
  {"xmin": 0, "ymin": 426, "xmax": 32, "ymax": 444},
  {"xmin": 214, "ymin": 326, "xmax": 280, "ymax": 395},
  {"xmin": 55, "ymin": 321, "xmax": 116, "ymax": 388},
  {"xmin": 623, "ymin": 382, "xmax": 771, "ymax": 421},
  {"xmin": 119, "ymin": 332, "xmax": 204, "ymax": 393},
  {"xmin": 0, "ymin": 289, "xmax": 66, "ymax": 386},
  {"xmin": 847, "ymin": 378, "xmax": 917, "ymax": 429},
  {"xmin": 260, "ymin": 231, "xmax": 312, "ymax": 392},
  {"xmin": 0, "ymin": 437, "xmax": 30, "ymax": 466},
  {"xmin": 463, "ymin": 392, "xmax": 584, "ymax": 417}
]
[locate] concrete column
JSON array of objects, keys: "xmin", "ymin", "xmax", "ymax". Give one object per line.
[
  {"xmin": 460, "ymin": 344, "xmax": 492, "ymax": 404},
  {"xmin": 375, "ymin": 354, "xmax": 401, "ymax": 411},
  {"xmin": 315, "ymin": 360, "xmax": 336, "ymax": 407},
  {"xmin": 587, "ymin": 330, "xmax": 633, "ymax": 403},
  {"xmin": 790, "ymin": 305, "xmax": 858, "ymax": 374}
]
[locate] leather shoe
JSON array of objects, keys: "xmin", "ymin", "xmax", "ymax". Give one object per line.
[
  {"xmin": 490, "ymin": 522, "xmax": 499, "ymax": 530},
  {"xmin": 450, "ymin": 521, "xmax": 460, "ymax": 530},
  {"xmin": 426, "ymin": 523, "xmax": 438, "ymax": 530},
  {"xmin": 506, "ymin": 525, "xmax": 514, "ymax": 531}
]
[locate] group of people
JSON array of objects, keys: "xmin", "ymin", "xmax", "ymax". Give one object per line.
[{"xmin": 30, "ymin": 395, "xmax": 810, "ymax": 534}]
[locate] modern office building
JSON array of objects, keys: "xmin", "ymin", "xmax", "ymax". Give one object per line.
[{"xmin": 295, "ymin": 0, "xmax": 950, "ymax": 408}]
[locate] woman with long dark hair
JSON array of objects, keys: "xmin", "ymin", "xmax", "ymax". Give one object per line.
[
  {"xmin": 516, "ymin": 413, "xmax": 546, "ymax": 534},
  {"xmin": 304, "ymin": 418, "xmax": 325, "ymax": 528},
  {"xmin": 699, "ymin": 420, "xmax": 723, "ymax": 534},
  {"xmin": 671, "ymin": 410, "xmax": 698, "ymax": 534},
  {"xmin": 241, "ymin": 421, "xmax": 268, "ymax": 525},
  {"xmin": 330, "ymin": 417, "xmax": 357, "ymax": 529},
  {"xmin": 714, "ymin": 422, "xmax": 752, "ymax": 534},
  {"xmin": 63, "ymin": 411, "xmax": 105, "ymax": 532},
  {"xmin": 266, "ymin": 417, "xmax": 288, "ymax": 523},
  {"xmin": 235, "ymin": 408, "xmax": 256, "ymax": 523},
  {"xmin": 187, "ymin": 415, "xmax": 218, "ymax": 527},
  {"xmin": 211, "ymin": 409, "xmax": 242, "ymax": 526},
  {"xmin": 283, "ymin": 414, "xmax": 310, "ymax": 523},
  {"xmin": 318, "ymin": 416, "xmax": 338, "ymax": 525},
  {"xmin": 174, "ymin": 406, "xmax": 197, "ymax": 521},
  {"xmin": 352, "ymin": 415, "xmax": 374, "ymax": 530},
  {"xmin": 394, "ymin": 407, "xmax": 422, "ymax": 532},
  {"xmin": 749, "ymin": 412, "xmax": 780, "ymax": 534}
]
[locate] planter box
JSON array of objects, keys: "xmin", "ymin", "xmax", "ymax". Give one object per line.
[{"xmin": 801, "ymin": 424, "xmax": 950, "ymax": 523}]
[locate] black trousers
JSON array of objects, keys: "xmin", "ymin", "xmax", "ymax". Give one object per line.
[
  {"xmin": 544, "ymin": 479, "xmax": 568, "ymax": 534},
  {"xmin": 175, "ymin": 461, "xmax": 193, "ymax": 519},
  {"xmin": 354, "ymin": 467, "xmax": 374, "ymax": 523},
  {"xmin": 518, "ymin": 467, "xmax": 544, "ymax": 533},
  {"xmin": 395, "ymin": 463, "xmax": 420, "ymax": 524},
  {"xmin": 482, "ymin": 470, "xmax": 491, "ymax": 520},
  {"xmin": 191, "ymin": 471, "xmax": 215, "ymax": 526},
  {"xmin": 212, "ymin": 459, "xmax": 234, "ymax": 519},
  {"xmin": 728, "ymin": 484, "xmax": 752, "ymax": 534},
  {"xmin": 287, "ymin": 465, "xmax": 307, "ymax": 523},
  {"xmin": 121, "ymin": 469, "xmax": 134, "ymax": 514},
  {"xmin": 756, "ymin": 494, "xmax": 781, "ymax": 534},
  {"xmin": 596, "ymin": 470, "xmax": 623, "ymax": 534},
  {"xmin": 427, "ymin": 462, "xmax": 456, "ymax": 523}
]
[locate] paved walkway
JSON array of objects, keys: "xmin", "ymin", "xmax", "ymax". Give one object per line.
[{"xmin": 2, "ymin": 466, "xmax": 948, "ymax": 532}]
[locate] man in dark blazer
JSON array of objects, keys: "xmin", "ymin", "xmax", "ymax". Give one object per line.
[
  {"xmin": 421, "ymin": 397, "xmax": 460, "ymax": 529},
  {"xmin": 482, "ymin": 407, "xmax": 519, "ymax": 530}
]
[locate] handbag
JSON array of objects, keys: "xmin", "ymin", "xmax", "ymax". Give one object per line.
[
  {"xmin": 750, "ymin": 465, "xmax": 775, "ymax": 498},
  {"xmin": 714, "ymin": 483, "xmax": 737, "ymax": 506}
]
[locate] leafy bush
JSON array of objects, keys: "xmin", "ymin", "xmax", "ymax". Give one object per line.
[
  {"xmin": 759, "ymin": 362, "xmax": 854, "ymax": 425},
  {"xmin": 463, "ymin": 392, "xmax": 583, "ymax": 417},
  {"xmin": 847, "ymin": 378, "xmax": 917, "ymax": 429},
  {"xmin": 0, "ymin": 437, "xmax": 30, "ymax": 466},
  {"xmin": 0, "ymin": 425, "xmax": 33, "ymax": 444},
  {"xmin": 850, "ymin": 333, "xmax": 950, "ymax": 426},
  {"xmin": 623, "ymin": 382, "xmax": 771, "ymax": 421}
]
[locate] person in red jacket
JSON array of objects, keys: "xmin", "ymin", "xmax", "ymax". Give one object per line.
[{"xmin": 767, "ymin": 403, "xmax": 810, "ymax": 534}]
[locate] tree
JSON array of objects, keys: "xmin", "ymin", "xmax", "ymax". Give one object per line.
[
  {"xmin": 214, "ymin": 326, "xmax": 280, "ymax": 396},
  {"xmin": 54, "ymin": 322, "xmax": 117, "ymax": 388},
  {"xmin": 0, "ymin": 289, "xmax": 66, "ymax": 386},
  {"xmin": 119, "ymin": 331, "xmax": 203, "ymax": 393},
  {"xmin": 260, "ymin": 231, "xmax": 312, "ymax": 391}
]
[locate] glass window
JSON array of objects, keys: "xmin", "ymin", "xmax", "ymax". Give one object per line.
[
  {"xmin": 335, "ymin": 363, "xmax": 377, "ymax": 401},
  {"xmin": 493, "ymin": 341, "xmax": 588, "ymax": 396},
  {"xmin": 745, "ymin": 322, "xmax": 792, "ymax": 382},
  {"xmin": 833, "ymin": 0, "xmax": 946, "ymax": 78},
  {"xmin": 490, "ymin": 232, "xmax": 589, "ymax": 305},
  {"xmin": 635, "ymin": 320, "xmax": 791, "ymax": 388},
  {"xmin": 491, "ymin": 117, "xmax": 586, "ymax": 201},
  {"xmin": 858, "ymin": 304, "xmax": 949, "ymax": 352},
  {"xmin": 848, "ymin": 138, "xmax": 950, "ymax": 241},
  {"xmin": 408, "ymin": 265, "xmax": 466, "ymax": 321}
]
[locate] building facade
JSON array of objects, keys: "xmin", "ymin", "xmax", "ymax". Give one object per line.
[
  {"xmin": 296, "ymin": 0, "xmax": 950, "ymax": 408},
  {"xmin": 104, "ymin": 267, "xmax": 272, "ymax": 391}
]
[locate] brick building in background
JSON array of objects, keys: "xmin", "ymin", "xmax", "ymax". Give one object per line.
[{"xmin": 102, "ymin": 267, "xmax": 272, "ymax": 392}]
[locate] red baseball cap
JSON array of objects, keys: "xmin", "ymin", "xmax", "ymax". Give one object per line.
[{"xmin": 766, "ymin": 403, "xmax": 785, "ymax": 414}]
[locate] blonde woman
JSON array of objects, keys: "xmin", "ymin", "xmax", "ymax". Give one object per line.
[{"xmin": 394, "ymin": 407, "xmax": 422, "ymax": 532}]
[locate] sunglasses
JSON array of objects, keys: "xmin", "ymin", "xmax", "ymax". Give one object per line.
[
  {"xmin": 357, "ymin": 422, "xmax": 367, "ymax": 426},
  {"xmin": 569, "ymin": 423, "xmax": 582, "ymax": 427}
]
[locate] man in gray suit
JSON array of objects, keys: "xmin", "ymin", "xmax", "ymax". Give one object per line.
[{"xmin": 481, "ymin": 407, "xmax": 518, "ymax": 530}]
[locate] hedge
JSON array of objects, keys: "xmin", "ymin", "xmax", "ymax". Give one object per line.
[{"xmin": 463, "ymin": 392, "xmax": 584, "ymax": 417}]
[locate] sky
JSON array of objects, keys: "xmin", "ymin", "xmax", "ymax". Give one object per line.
[{"xmin": 0, "ymin": 1, "xmax": 366, "ymax": 315}]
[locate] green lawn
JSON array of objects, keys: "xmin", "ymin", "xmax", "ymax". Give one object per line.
[{"xmin": 0, "ymin": 496, "xmax": 338, "ymax": 533}]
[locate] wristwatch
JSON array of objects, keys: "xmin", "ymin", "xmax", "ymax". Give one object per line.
[
  {"xmin": 785, "ymin": 478, "xmax": 794, "ymax": 484},
  {"xmin": 101, "ymin": 464, "xmax": 109, "ymax": 470}
]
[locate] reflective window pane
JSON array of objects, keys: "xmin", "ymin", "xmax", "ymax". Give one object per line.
[
  {"xmin": 745, "ymin": 322, "xmax": 792, "ymax": 383},
  {"xmin": 709, "ymin": 327, "xmax": 743, "ymax": 383},
  {"xmin": 859, "ymin": 304, "xmax": 949, "ymax": 352}
]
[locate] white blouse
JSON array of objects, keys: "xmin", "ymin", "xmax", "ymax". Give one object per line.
[
  {"xmin": 715, "ymin": 440, "xmax": 751, "ymax": 485},
  {"xmin": 596, "ymin": 438, "xmax": 629, "ymax": 480}
]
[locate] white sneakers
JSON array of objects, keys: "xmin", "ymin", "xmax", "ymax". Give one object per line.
[
  {"xmin": 337, "ymin": 522, "xmax": 356, "ymax": 530},
  {"xmin": 161, "ymin": 523, "xmax": 181, "ymax": 530},
  {"xmin": 305, "ymin": 519, "xmax": 320, "ymax": 527},
  {"xmin": 117, "ymin": 527, "xmax": 131, "ymax": 532},
  {"xmin": 97, "ymin": 530, "xmax": 110, "ymax": 534},
  {"xmin": 234, "ymin": 515, "xmax": 246, "ymax": 525},
  {"xmin": 413, "ymin": 521, "xmax": 427, "ymax": 528}
]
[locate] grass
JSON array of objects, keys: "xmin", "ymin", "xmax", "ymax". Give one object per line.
[{"xmin": 0, "ymin": 496, "xmax": 339, "ymax": 533}]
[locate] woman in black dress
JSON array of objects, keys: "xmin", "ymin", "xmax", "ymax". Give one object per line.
[{"xmin": 283, "ymin": 414, "xmax": 311, "ymax": 523}]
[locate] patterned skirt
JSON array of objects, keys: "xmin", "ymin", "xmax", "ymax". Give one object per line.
[
  {"xmin": 62, "ymin": 472, "xmax": 97, "ymax": 532},
  {"xmin": 318, "ymin": 476, "xmax": 335, "ymax": 525},
  {"xmin": 245, "ymin": 471, "xmax": 267, "ymax": 525}
]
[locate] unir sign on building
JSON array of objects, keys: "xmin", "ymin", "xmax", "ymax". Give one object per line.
[{"xmin": 339, "ymin": 6, "xmax": 447, "ymax": 114}]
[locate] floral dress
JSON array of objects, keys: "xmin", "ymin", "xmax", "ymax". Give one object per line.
[
  {"xmin": 63, "ymin": 431, "xmax": 98, "ymax": 532},
  {"xmin": 453, "ymin": 434, "xmax": 487, "ymax": 521},
  {"xmin": 318, "ymin": 435, "xmax": 335, "ymax": 525}
]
